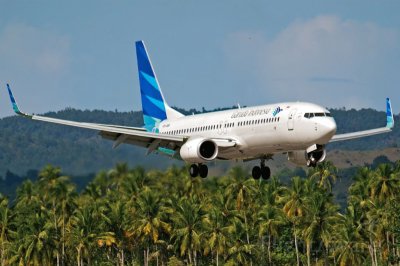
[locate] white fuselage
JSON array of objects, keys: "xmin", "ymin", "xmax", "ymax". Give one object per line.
[{"xmin": 158, "ymin": 102, "xmax": 337, "ymax": 161}]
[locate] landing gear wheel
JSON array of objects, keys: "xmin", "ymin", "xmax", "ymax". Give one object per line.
[
  {"xmin": 252, "ymin": 166, "xmax": 261, "ymax": 179},
  {"xmin": 307, "ymin": 158, "xmax": 317, "ymax": 168},
  {"xmin": 261, "ymin": 166, "xmax": 271, "ymax": 180},
  {"xmin": 189, "ymin": 164, "xmax": 199, "ymax": 177},
  {"xmin": 199, "ymin": 164, "xmax": 208, "ymax": 178}
]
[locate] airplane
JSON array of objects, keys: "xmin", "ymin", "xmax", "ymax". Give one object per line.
[{"xmin": 6, "ymin": 40, "xmax": 395, "ymax": 179}]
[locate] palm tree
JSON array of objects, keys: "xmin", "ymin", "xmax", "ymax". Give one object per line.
[
  {"xmin": 348, "ymin": 167, "xmax": 372, "ymax": 207},
  {"xmin": 302, "ymin": 190, "xmax": 340, "ymax": 266},
  {"xmin": 3, "ymin": 161, "xmax": 400, "ymax": 265},
  {"xmin": 225, "ymin": 167, "xmax": 256, "ymax": 249},
  {"xmin": 308, "ymin": 161, "xmax": 337, "ymax": 191},
  {"xmin": 367, "ymin": 198, "xmax": 395, "ymax": 265},
  {"xmin": 67, "ymin": 204, "xmax": 103, "ymax": 266},
  {"xmin": 253, "ymin": 177, "xmax": 285, "ymax": 265},
  {"xmin": 0, "ymin": 196, "xmax": 14, "ymax": 265},
  {"xmin": 225, "ymin": 218, "xmax": 256, "ymax": 266},
  {"xmin": 37, "ymin": 165, "xmax": 76, "ymax": 266},
  {"xmin": 101, "ymin": 199, "xmax": 133, "ymax": 266},
  {"xmin": 159, "ymin": 165, "xmax": 188, "ymax": 196},
  {"xmin": 130, "ymin": 187, "xmax": 171, "ymax": 266},
  {"xmin": 257, "ymin": 202, "xmax": 285, "ymax": 265},
  {"xmin": 370, "ymin": 163, "xmax": 400, "ymax": 203},
  {"xmin": 54, "ymin": 179, "xmax": 77, "ymax": 266},
  {"xmin": 333, "ymin": 209, "xmax": 369, "ymax": 266},
  {"xmin": 15, "ymin": 180, "xmax": 40, "ymax": 210},
  {"xmin": 107, "ymin": 162, "xmax": 134, "ymax": 191},
  {"xmin": 10, "ymin": 208, "xmax": 55, "ymax": 265},
  {"xmin": 170, "ymin": 197, "xmax": 207, "ymax": 266},
  {"xmin": 203, "ymin": 198, "xmax": 232, "ymax": 266},
  {"xmin": 279, "ymin": 176, "xmax": 308, "ymax": 266}
]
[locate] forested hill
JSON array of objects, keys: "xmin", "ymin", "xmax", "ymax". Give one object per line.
[{"xmin": 0, "ymin": 107, "xmax": 399, "ymax": 177}]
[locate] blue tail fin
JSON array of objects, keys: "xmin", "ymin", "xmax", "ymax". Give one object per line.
[{"xmin": 135, "ymin": 41, "xmax": 183, "ymax": 132}]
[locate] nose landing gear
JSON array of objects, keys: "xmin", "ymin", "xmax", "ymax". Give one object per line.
[
  {"xmin": 189, "ymin": 164, "xmax": 208, "ymax": 178},
  {"xmin": 306, "ymin": 157, "xmax": 317, "ymax": 168}
]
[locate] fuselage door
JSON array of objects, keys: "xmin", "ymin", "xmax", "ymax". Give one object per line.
[{"xmin": 287, "ymin": 109, "xmax": 297, "ymax": 131}]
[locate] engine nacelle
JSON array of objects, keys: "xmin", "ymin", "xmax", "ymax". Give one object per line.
[
  {"xmin": 180, "ymin": 138, "xmax": 218, "ymax": 163},
  {"xmin": 288, "ymin": 148, "xmax": 326, "ymax": 166}
]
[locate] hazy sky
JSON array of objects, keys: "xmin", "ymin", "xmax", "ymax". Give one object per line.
[{"xmin": 1, "ymin": 1, "xmax": 400, "ymax": 118}]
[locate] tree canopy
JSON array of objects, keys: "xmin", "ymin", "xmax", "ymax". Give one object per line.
[{"xmin": 0, "ymin": 162, "xmax": 399, "ymax": 265}]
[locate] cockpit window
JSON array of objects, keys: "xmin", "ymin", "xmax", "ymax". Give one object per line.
[
  {"xmin": 304, "ymin": 112, "xmax": 332, "ymax": 119},
  {"xmin": 304, "ymin": 113, "xmax": 315, "ymax": 118}
]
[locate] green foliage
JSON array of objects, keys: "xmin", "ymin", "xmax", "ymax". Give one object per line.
[{"xmin": 0, "ymin": 162, "xmax": 398, "ymax": 265}]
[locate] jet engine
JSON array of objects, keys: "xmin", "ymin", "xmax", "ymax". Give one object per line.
[
  {"xmin": 180, "ymin": 138, "xmax": 218, "ymax": 163},
  {"xmin": 288, "ymin": 147, "xmax": 326, "ymax": 167}
]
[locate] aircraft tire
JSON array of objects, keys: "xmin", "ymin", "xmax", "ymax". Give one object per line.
[
  {"xmin": 261, "ymin": 166, "xmax": 271, "ymax": 180},
  {"xmin": 252, "ymin": 166, "xmax": 261, "ymax": 179},
  {"xmin": 199, "ymin": 164, "xmax": 208, "ymax": 178},
  {"xmin": 189, "ymin": 164, "xmax": 199, "ymax": 177}
]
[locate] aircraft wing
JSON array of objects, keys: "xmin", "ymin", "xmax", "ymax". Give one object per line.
[
  {"xmin": 6, "ymin": 85, "xmax": 185, "ymax": 154},
  {"xmin": 330, "ymin": 98, "xmax": 394, "ymax": 143}
]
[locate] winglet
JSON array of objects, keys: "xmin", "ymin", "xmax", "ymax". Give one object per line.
[
  {"xmin": 6, "ymin": 84, "xmax": 31, "ymax": 117},
  {"xmin": 386, "ymin": 98, "xmax": 394, "ymax": 129}
]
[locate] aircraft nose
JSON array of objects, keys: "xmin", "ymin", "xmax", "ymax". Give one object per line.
[{"xmin": 319, "ymin": 119, "xmax": 337, "ymax": 140}]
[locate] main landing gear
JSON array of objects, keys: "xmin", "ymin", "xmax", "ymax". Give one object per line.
[
  {"xmin": 189, "ymin": 164, "xmax": 208, "ymax": 178},
  {"xmin": 252, "ymin": 159, "xmax": 271, "ymax": 180}
]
